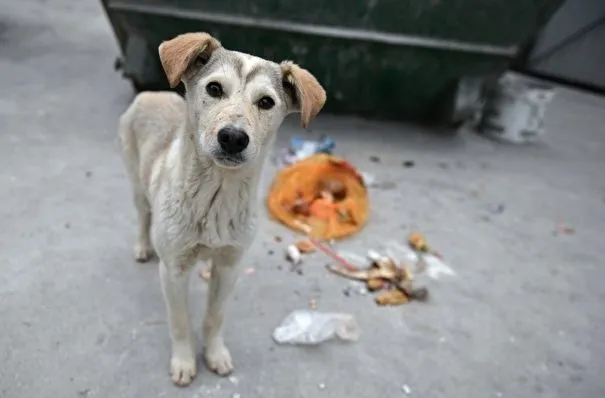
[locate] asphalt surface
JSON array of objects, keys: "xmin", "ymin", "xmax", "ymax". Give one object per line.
[{"xmin": 1, "ymin": 1, "xmax": 604, "ymax": 397}]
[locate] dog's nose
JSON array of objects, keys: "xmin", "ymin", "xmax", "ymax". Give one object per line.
[{"xmin": 217, "ymin": 126, "xmax": 249, "ymax": 154}]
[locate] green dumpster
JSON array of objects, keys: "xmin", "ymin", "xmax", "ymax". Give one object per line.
[{"xmin": 102, "ymin": 0, "xmax": 562, "ymax": 123}]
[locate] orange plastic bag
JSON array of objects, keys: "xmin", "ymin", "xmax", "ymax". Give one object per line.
[{"xmin": 267, "ymin": 154, "xmax": 369, "ymax": 240}]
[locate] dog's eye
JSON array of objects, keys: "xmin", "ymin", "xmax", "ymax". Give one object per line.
[
  {"xmin": 257, "ymin": 96, "xmax": 275, "ymax": 110},
  {"xmin": 206, "ymin": 82, "xmax": 223, "ymax": 98}
]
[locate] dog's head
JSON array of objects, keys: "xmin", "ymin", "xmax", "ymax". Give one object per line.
[{"xmin": 158, "ymin": 32, "xmax": 326, "ymax": 169}]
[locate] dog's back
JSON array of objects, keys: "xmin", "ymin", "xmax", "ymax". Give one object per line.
[{"xmin": 119, "ymin": 91, "xmax": 185, "ymax": 195}]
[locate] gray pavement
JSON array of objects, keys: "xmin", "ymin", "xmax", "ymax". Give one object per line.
[{"xmin": 1, "ymin": 1, "xmax": 604, "ymax": 397}]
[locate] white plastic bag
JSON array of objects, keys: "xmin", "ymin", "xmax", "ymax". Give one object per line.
[{"xmin": 273, "ymin": 310, "xmax": 360, "ymax": 345}]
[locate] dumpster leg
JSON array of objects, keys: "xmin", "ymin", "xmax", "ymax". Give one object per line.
[{"xmin": 119, "ymin": 35, "xmax": 164, "ymax": 92}]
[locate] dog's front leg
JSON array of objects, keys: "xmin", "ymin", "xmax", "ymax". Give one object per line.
[
  {"xmin": 204, "ymin": 247, "xmax": 242, "ymax": 376},
  {"xmin": 159, "ymin": 260, "xmax": 196, "ymax": 386}
]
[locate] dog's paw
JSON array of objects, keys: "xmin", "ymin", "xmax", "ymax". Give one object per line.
[
  {"xmin": 170, "ymin": 354, "xmax": 197, "ymax": 386},
  {"xmin": 204, "ymin": 342, "xmax": 233, "ymax": 376},
  {"xmin": 133, "ymin": 242, "xmax": 155, "ymax": 263}
]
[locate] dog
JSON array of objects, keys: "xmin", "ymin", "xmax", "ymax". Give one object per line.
[{"xmin": 118, "ymin": 32, "xmax": 325, "ymax": 386}]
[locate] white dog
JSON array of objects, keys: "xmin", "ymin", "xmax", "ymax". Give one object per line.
[{"xmin": 118, "ymin": 32, "xmax": 326, "ymax": 386}]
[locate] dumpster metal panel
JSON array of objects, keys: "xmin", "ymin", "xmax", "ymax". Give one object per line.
[{"xmin": 102, "ymin": 0, "xmax": 563, "ymax": 122}]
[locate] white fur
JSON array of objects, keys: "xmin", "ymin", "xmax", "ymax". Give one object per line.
[{"xmin": 118, "ymin": 33, "xmax": 325, "ymax": 387}]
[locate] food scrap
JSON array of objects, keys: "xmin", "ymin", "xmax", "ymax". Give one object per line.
[
  {"xmin": 295, "ymin": 239, "xmax": 316, "ymax": 253},
  {"xmin": 326, "ymin": 250, "xmax": 429, "ymax": 306},
  {"xmin": 408, "ymin": 231, "xmax": 429, "ymax": 252},
  {"xmin": 375, "ymin": 289, "xmax": 408, "ymax": 306}
]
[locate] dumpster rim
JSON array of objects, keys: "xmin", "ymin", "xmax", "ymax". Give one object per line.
[{"xmin": 107, "ymin": 0, "xmax": 518, "ymax": 57}]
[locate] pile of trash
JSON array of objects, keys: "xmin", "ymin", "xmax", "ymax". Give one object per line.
[
  {"xmin": 327, "ymin": 249, "xmax": 428, "ymax": 306},
  {"xmin": 267, "ymin": 153, "xmax": 369, "ymax": 240},
  {"xmin": 326, "ymin": 232, "xmax": 442, "ymax": 306},
  {"xmin": 282, "ymin": 231, "xmax": 448, "ymax": 307},
  {"xmin": 271, "ymin": 231, "xmax": 452, "ymax": 348},
  {"xmin": 276, "ymin": 135, "xmax": 336, "ymax": 168}
]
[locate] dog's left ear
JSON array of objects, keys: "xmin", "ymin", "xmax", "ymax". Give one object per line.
[
  {"xmin": 158, "ymin": 32, "xmax": 222, "ymax": 88},
  {"xmin": 280, "ymin": 61, "xmax": 326, "ymax": 128}
]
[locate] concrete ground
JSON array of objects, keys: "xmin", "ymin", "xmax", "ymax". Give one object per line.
[{"xmin": 1, "ymin": 1, "xmax": 604, "ymax": 397}]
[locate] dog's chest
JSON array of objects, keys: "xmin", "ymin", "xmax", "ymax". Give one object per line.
[{"xmin": 183, "ymin": 177, "xmax": 256, "ymax": 249}]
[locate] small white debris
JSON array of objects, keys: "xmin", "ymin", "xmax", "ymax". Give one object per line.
[
  {"xmin": 366, "ymin": 249, "xmax": 383, "ymax": 263},
  {"xmin": 286, "ymin": 244, "xmax": 302, "ymax": 265},
  {"xmin": 232, "ymin": 394, "xmax": 241, "ymax": 398},
  {"xmin": 438, "ymin": 336, "xmax": 447, "ymax": 343},
  {"xmin": 228, "ymin": 376, "xmax": 239, "ymax": 385},
  {"xmin": 402, "ymin": 384, "xmax": 412, "ymax": 395},
  {"xmin": 318, "ymin": 383, "xmax": 326, "ymax": 390}
]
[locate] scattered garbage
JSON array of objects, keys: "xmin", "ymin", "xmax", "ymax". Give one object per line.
[
  {"xmin": 385, "ymin": 236, "xmax": 455, "ymax": 280},
  {"xmin": 278, "ymin": 136, "xmax": 335, "ymax": 167},
  {"xmin": 267, "ymin": 153, "xmax": 369, "ymax": 240},
  {"xmin": 295, "ymin": 239, "xmax": 316, "ymax": 253},
  {"xmin": 327, "ymin": 249, "xmax": 428, "ymax": 306},
  {"xmin": 407, "ymin": 231, "xmax": 441, "ymax": 260},
  {"xmin": 554, "ymin": 222, "xmax": 575, "ymax": 236},
  {"xmin": 359, "ymin": 171, "xmax": 396, "ymax": 190},
  {"xmin": 402, "ymin": 160, "xmax": 415, "ymax": 168},
  {"xmin": 402, "ymin": 384, "xmax": 412, "ymax": 395},
  {"xmin": 408, "ymin": 231, "xmax": 430, "ymax": 253},
  {"xmin": 325, "ymin": 232, "xmax": 454, "ymax": 305},
  {"xmin": 273, "ymin": 310, "xmax": 360, "ymax": 345},
  {"xmin": 360, "ymin": 171, "xmax": 377, "ymax": 187},
  {"xmin": 369, "ymin": 155, "xmax": 381, "ymax": 163},
  {"xmin": 478, "ymin": 74, "xmax": 556, "ymax": 144},
  {"xmin": 286, "ymin": 244, "xmax": 302, "ymax": 266}
]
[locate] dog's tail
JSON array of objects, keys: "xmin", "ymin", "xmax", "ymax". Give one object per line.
[{"xmin": 118, "ymin": 99, "xmax": 143, "ymax": 193}]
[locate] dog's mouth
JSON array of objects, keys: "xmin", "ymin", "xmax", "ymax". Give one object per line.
[{"xmin": 212, "ymin": 152, "xmax": 247, "ymax": 168}]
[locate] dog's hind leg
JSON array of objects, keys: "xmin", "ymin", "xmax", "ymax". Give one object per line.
[
  {"xmin": 132, "ymin": 190, "xmax": 154, "ymax": 262},
  {"xmin": 118, "ymin": 111, "xmax": 155, "ymax": 262},
  {"xmin": 203, "ymin": 247, "xmax": 242, "ymax": 376}
]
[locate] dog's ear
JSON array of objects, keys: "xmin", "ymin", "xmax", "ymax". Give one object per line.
[
  {"xmin": 158, "ymin": 32, "xmax": 221, "ymax": 88},
  {"xmin": 280, "ymin": 61, "xmax": 326, "ymax": 128}
]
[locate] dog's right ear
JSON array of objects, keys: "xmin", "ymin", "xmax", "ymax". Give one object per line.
[{"xmin": 158, "ymin": 32, "xmax": 221, "ymax": 88}]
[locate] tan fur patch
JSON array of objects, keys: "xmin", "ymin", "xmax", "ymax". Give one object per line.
[
  {"xmin": 281, "ymin": 61, "xmax": 327, "ymax": 128},
  {"xmin": 158, "ymin": 32, "xmax": 222, "ymax": 88}
]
